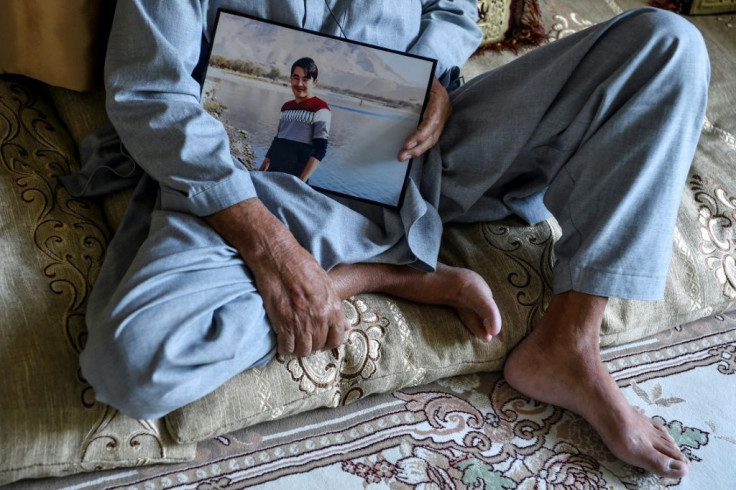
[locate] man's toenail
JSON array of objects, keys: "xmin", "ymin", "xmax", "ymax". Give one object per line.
[
  {"xmin": 483, "ymin": 318, "xmax": 493, "ymax": 328},
  {"xmin": 669, "ymin": 460, "xmax": 685, "ymax": 471}
]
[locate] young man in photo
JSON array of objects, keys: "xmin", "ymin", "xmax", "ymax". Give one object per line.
[{"xmin": 259, "ymin": 57, "xmax": 331, "ymax": 181}]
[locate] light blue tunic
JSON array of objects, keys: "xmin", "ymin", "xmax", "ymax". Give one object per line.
[{"xmin": 72, "ymin": 3, "xmax": 710, "ymax": 419}]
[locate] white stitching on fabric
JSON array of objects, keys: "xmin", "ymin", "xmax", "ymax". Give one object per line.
[{"xmin": 704, "ymin": 116, "xmax": 736, "ymax": 149}]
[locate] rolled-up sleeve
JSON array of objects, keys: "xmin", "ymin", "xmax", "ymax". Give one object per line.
[
  {"xmin": 105, "ymin": 0, "xmax": 257, "ymax": 216},
  {"xmin": 410, "ymin": 0, "xmax": 482, "ymax": 77}
]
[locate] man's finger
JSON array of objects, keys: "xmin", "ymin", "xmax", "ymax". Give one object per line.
[
  {"xmin": 402, "ymin": 118, "xmax": 438, "ymax": 149},
  {"xmin": 325, "ymin": 322, "xmax": 345, "ymax": 351},
  {"xmin": 293, "ymin": 330, "xmax": 313, "ymax": 357},
  {"xmin": 277, "ymin": 328, "xmax": 296, "ymax": 355},
  {"xmin": 399, "ymin": 121, "xmax": 441, "ymax": 160},
  {"xmin": 400, "ymin": 132, "xmax": 439, "ymax": 161},
  {"xmin": 309, "ymin": 316, "xmax": 329, "ymax": 352},
  {"xmin": 397, "ymin": 77, "xmax": 449, "ymax": 161}
]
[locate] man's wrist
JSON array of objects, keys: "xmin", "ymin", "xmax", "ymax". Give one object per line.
[{"xmin": 205, "ymin": 198, "xmax": 288, "ymax": 264}]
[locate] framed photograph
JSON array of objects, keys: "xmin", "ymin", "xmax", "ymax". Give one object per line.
[{"xmin": 200, "ymin": 9, "xmax": 437, "ymax": 209}]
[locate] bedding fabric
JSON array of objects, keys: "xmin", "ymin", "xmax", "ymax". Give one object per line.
[{"xmin": 0, "ymin": 77, "xmax": 196, "ymax": 485}]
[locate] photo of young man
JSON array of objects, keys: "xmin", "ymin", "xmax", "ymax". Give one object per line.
[{"xmin": 259, "ymin": 57, "xmax": 331, "ymax": 182}]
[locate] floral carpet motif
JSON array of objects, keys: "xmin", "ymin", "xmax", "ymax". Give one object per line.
[{"xmin": 11, "ymin": 311, "xmax": 734, "ymax": 490}]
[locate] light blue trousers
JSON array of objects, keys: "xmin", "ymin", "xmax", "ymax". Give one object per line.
[{"xmin": 80, "ymin": 9, "xmax": 709, "ymax": 419}]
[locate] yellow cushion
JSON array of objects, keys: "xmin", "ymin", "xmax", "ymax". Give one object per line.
[{"xmin": 0, "ymin": 0, "xmax": 115, "ymax": 91}]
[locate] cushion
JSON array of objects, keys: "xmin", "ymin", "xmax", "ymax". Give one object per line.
[
  {"xmin": 477, "ymin": 0, "xmax": 526, "ymax": 46},
  {"xmin": 475, "ymin": 0, "xmax": 548, "ymax": 54},
  {"xmin": 0, "ymin": 1, "xmax": 115, "ymax": 92},
  {"xmin": 650, "ymin": 0, "xmax": 736, "ymax": 15},
  {"xmin": 0, "ymin": 76, "xmax": 195, "ymax": 486},
  {"xmin": 44, "ymin": 85, "xmax": 134, "ymax": 232}
]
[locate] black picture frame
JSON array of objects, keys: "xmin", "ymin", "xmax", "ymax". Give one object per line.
[{"xmin": 200, "ymin": 9, "xmax": 437, "ymax": 209}]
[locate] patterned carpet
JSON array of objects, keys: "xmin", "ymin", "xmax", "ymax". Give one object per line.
[{"xmin": 9, "ymin": 310, "xmax": 734, "ymax": 489}]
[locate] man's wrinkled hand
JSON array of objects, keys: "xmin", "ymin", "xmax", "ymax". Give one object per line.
[
  {"xmin": 253, "ymin": 236, "xmax": 348, "ymax": 356},
  {"xmin": 206, "ymin": 199, "xmax": 349, "ymax": 357},
  {"xmin": 398, "ymin": 77, "xmax": 452, "ymax": 162}
]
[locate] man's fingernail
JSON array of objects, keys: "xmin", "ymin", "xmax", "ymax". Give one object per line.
[
  {"xmin": 669, "ymin": 460, "xmax": 685, "ymax": 471},
  {"xmin": 483, "ymin": 318, "xmax": 493, "ymax": 328}
]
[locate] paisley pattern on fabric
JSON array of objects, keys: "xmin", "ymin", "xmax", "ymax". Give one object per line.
[
  {"xmin": 1, "ymin": 77, "xmax": 195, "ymax": 482},
  {"xmin": 691, "ymin": 174, "xmax": 736, "ymax": 299},
  {"xmin": 277, "ymin": 297, "xmax": 388, "ymax": 406},
  {"xmin": 0, "ymin": 80, "xmax": 109, "ymax": 401}
]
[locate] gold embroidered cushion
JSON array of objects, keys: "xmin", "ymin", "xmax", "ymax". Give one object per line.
[
  {"xmin": 0, "ymin": 3, "xmax": 536, "ymax": 483},
  {"xmin": 0, "ymin": 77, "xmax": 195, "ymax": 486}
]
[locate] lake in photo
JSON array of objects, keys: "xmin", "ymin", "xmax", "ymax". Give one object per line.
[{"xmin": 207, "ymin": 68, "xmax": 419, "ymax": 207}]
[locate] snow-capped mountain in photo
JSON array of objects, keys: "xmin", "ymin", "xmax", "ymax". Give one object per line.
[{"xmin": 211, "ymin": 15, "xmax": 432, "ymax": 104}]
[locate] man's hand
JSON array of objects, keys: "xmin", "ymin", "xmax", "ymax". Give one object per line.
[
  {"xmin": 258, "ymin": 157, "xmax": 271, "ymax": 171},
  {"xmin": 398, "ymin": 77, "xmax": 452, "ymax": 162},
  {"xmin": 206, "ymin": 199, "xmax": 349, "ymax": 356}
]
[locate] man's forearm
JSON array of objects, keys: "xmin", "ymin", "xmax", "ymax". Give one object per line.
[{"xmin": 204, "ymin": 198, "xmax": 299, "ymax": 271}]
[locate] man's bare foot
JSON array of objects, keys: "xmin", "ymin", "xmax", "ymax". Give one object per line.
[
  {"xmin": 435, "ymin": 263, "xmax": 503, "ymax": 342},
  {"xmin": 329, "ymin": 262, "xmax": 502, "ymax": 341},
  {"xmin": 503, "ymin": 291, "xmax": 690, "ymax": 479}
]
